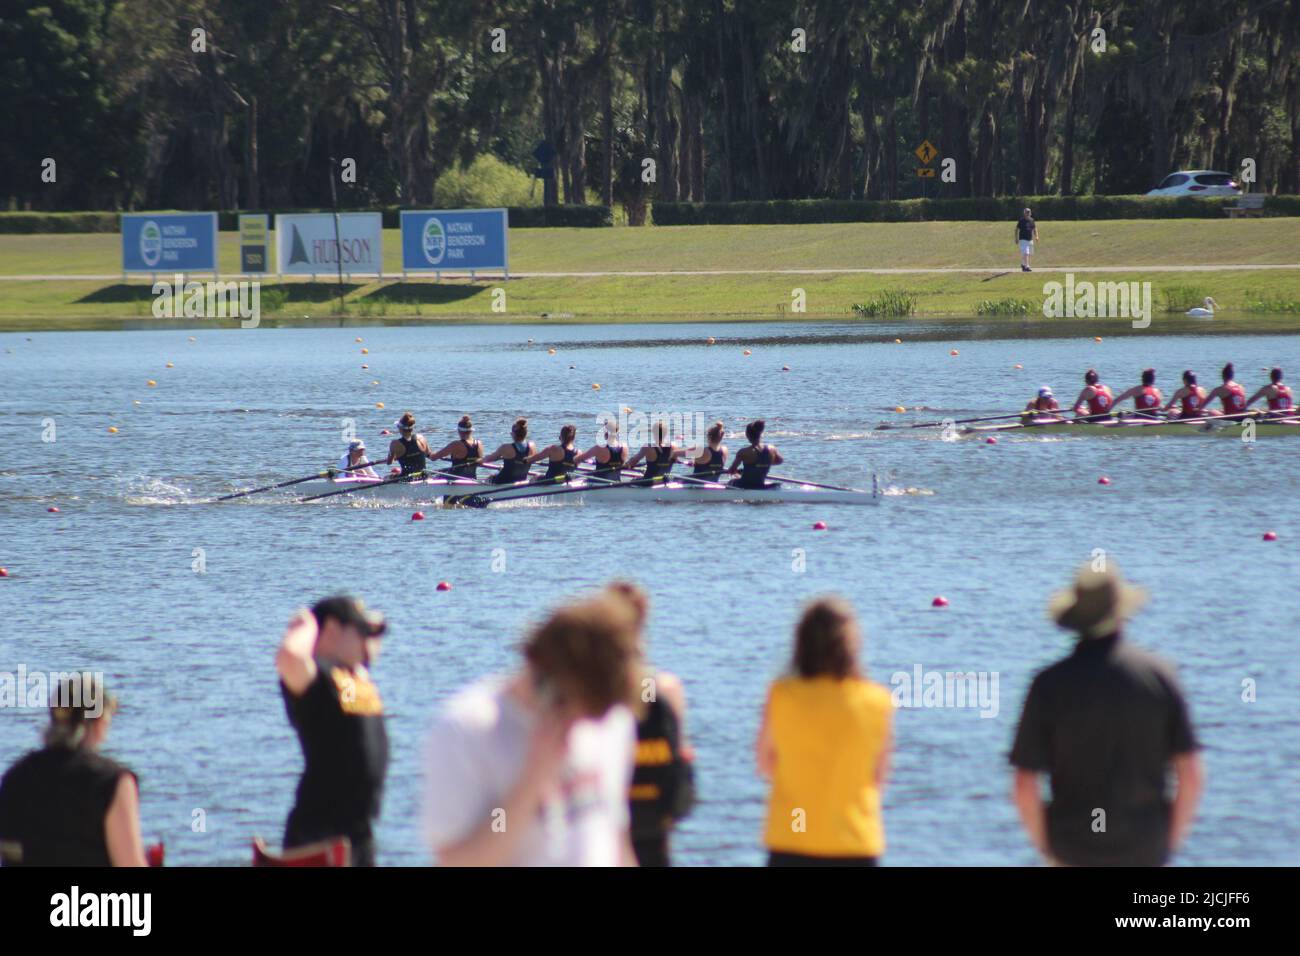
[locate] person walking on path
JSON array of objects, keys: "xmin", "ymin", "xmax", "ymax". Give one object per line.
[
  {"xmin": 1009, "ymin": 562, "xmax": 1204, "ymax": 866},
  {"xmin": 1017, "ymin": 207, "xmax": 1039, "ymax": 272}
]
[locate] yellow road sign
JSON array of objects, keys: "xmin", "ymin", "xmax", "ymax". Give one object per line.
[
  {"xmin": 914, "ymin": 140, "xmax": 938, "ymax": 165},
  {"xmin": 917, "ymin": 167, "xmax": 937, "ymax": 178}
]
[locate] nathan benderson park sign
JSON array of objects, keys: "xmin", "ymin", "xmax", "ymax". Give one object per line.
[
  {"xmin": 400, "ymin": 208, "xmax": 509, "ymax": 278},
  {"xmin": 275, "ymin": 212, "xmax": 383, "ymax": 278},
  {"xmin": 121, "ymin": 213, "xmax": 219, "ymax": 275}
]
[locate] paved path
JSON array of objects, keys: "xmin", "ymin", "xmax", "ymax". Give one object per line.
[{"xmin": 1, "ymin": 263, "xmax": 1299, "ymax": 281}]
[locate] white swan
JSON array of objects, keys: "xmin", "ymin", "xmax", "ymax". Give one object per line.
[{"xmin": 1186, "ymin": 296, "xmax": 1217, "ymax": 318}]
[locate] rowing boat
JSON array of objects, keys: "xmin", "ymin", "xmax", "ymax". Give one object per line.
[
  {"xmin": 960, "ymin": 416, "xmax": 1300, "ymax": 438},
  {"xmin": 293, "ymin": 474, "xmax": 880, "ymax": 505}
]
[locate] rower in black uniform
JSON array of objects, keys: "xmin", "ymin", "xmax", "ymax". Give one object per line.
[
  {"xmin": 727, "ymin": 419, "xmax": 783, "ymax": 489},
  {"xmin": 386, "ymin": 411, "xmax": 434, "ymax": 477},
  {"xmin": 527, "ymin": 424, "xmax": 579, "ymax": 484},
  {"xmin": 684, "ymin": 420, "xmax": 728, "ymax": 482},
  {"xmin": 576, "ymin": 416, "xmax": 627, "ymax": 482},
  {"xmin": 428, "ymin": 415, "xmax": 484, "ymax": 479},
  {"xmin": 626, "ymin": 419, "xmax": 680, "ymax": 486},
  {"xmin": 481, "ymin": 418, "xmax": 536, "ymax": 484}
]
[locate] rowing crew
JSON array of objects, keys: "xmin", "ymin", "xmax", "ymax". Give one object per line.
[
  {"xmin": 345, "ymin": 411, "xmax": 787, "ymax": 489},
  {"xmin": 1024, "ymin": 365, "xmax": 1294, "ymax": 421}
]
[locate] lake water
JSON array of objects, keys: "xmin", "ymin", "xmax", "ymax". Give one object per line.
[{"xmin": 2, "ymin": 320, "xmax": 1298, "ymax": 866}]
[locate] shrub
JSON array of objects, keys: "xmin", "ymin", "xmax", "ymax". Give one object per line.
[{"xmin": 852, "ymin": 291, "xmax": 917, "ymax": 317}]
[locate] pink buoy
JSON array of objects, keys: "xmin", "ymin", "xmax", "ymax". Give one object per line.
[
  {"xmin": 932, "ymin": 596, "xmax": 949, "ymax": 608},
  {"xmin": 1263, "ymin": 531, "xmax": 1278, "ymax": 541},
  {"xmin": 1098, "ymin": 476, "xmax": 1111, "ymax": 485},
  {"xmin": 411, "ymin": 511, "xmax": 425, "ymax": 521},
  {"xmin": 437, "ymin": 581, "xmax": 452, "ymax": 591},
  {"xmin": 812, "ymin": 521, "xmax": 827, "ymax": 530}
]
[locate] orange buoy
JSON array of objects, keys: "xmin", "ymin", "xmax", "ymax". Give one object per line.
[
  {"xmin": 592, "ymin": 383, "xmax": 601, "ymax": 390},
  {"xmin": 361, "ymin": 348, "xmax": 369, "ymax": 354},
  {"xmin": 411, "ymin": 511, "xmax": 425, "ymax": 521},
  {"xmin": 107, "ymin": 426, "xmax": 118, "ymax": 433},
  {"xmin": 165, "ymin": 362, "xmax": 174, "ymax": 368},
  {"xmin": 894, "ymin": 406, "xmax": 906, "ymax": 413},
  {"xmin": 436, "ymin": 581, "xmax": 452, "ymax": 592},
  {"xmin": 1094, "ymin": 336, "xmax": 1102, "ymax": 343},
  {"xmin": 706, "ymin": 337, "xmax": 716, "ymax": 345},
  {"xmin": 147, "ymin": 380, "xmax": 157, "ymax": 386},
  {"xmin": 932, "ymin": 596, "xmax": 949, "ymax": 607},
  {"xmin": 548, "ymin": 348, "xmax": 556, "ymax": 355},
  {"xmin": 361, "ymin": 364, "xmax": 369, "ymax": 369},
  {"xmin": 894, "ymin": 338, "xmax": 902, "ymax": 344},
  {"xmin": 376, "ymin": 402, "xmax": 385, "ymax": 409},
  {"xmin": 355, "ymin": 337, "xmax": 363, "ymax": 343}
]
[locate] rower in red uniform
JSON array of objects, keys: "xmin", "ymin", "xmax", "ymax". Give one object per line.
[
  {"xmin": 1163, "ymin": 371, "xmax": 1207, "ymax": 420},
  {"xmin": 1112, "ymin": 368, "xmax": 1163, "ymax": 417},
  {"xmin": 1023, "ymin": 387, "xmax": 1060, "ymax": 414},
  {"xmin": 1070, "ymin": 369, "xmax": 1114, "ymax": 420},
  {"xmin": 1202, "ymin": 363, "xmax": 1248, "ymax": 418},
  {"xmin": 1246, "ymin": 368, "xmax": 1294, "ymax": 417}
]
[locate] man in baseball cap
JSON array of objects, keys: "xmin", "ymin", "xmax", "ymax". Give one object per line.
[
  {"xmin": 336, "ymin": 439, "xmax": 377, "ymax": 478},
  {"xmin": 1024, "ymin": 385, "xmax": 1060, "ymax": 414},
  {"xmin": 275, "ymin": 596, "xmax": 390, "ymax": 865}
]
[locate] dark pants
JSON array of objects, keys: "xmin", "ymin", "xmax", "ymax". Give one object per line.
[
  {"xmin": 768, "ymin": 851, "xmax": 878, "ymax": 867},
  {"xmin": 633, "ymin": 832, "xmax": 671, "ymax": 867}
]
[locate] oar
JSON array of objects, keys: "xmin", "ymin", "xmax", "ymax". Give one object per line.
[
  {"xmin": 455, "ymin": 469, "xmax": 635, "ymax": 508},
  {"xmin": 875, "ymin": 412, "xmax": 1033, "ymax": 431},
  {"xmin": 216, "ymin": 460, "xmax": 388, "ymax": 501},
  {"xmin": 765, "ymin": 474, "xmax": 868, "ymax": 493}
]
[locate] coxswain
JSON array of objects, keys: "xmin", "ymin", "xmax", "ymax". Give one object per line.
[
  {"xmin": 683, "ymin": 421, "xmax": 729, "ymax": 481},
  {"xmin": 1071, "ymin": 369, "xmax": 1114, "ymax": 420},
  {"xmin": 576, "ymin": 416, "xmax": 627, "ymax": 482},
  {"xmin": 527, "ymin": 424, "xmax": 579, "ymax": 484},
  {"xmin": 727, "ymin": 419, "xmax": 783, "ymax": 489},
  {"xmin": 1163, "ymin": 371, "xmax": 1208, "ymax": 420},
  {"xmin": 1202, "ymin": 363, "xmax": 1249, "ymax": 418},
  {"xmin": 337, "ymin": 439, "xmax": 378, "ymax": 478},
  {"xmin": 1023, "ymin": 387, "xmax": 1060, "ymax": 415},
  {"xmin": 1112, "ymin": 368, "xmax": 1163, "ymax": 417},
  {"xmin": 428, "ymin": 416, "xmax": 484, "ymax": 479},
  {"xmin": 481, "ymin": 418, "xmax": 536, "ymax": 484},
  {"xmin": 626, "ymin": 420, "xmax": 679, "ymax": 485},
  {"xmin": 1246, "ymin": 368, "xmax": 1294, "ymax": 417},
  {"xmin": 387, "ymin": 412, "xmax": 434, "ymax": 477},
  {"xmin": 0, "ymin": 675, "xmax": 147, "ymax": 866}
]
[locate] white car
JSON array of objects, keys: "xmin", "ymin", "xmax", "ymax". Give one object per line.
[{"xmin": 1145, "ymin": 170, "xmax": 1242, "ymax": 197}]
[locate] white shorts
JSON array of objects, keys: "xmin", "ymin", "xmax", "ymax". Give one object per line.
[{"xmin": 1019, "ymin": 239, "xmax": 1034, "ymax": 255}]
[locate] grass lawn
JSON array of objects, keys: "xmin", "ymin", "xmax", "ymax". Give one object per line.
[{"xmin": 1, "ymin": 218, "xmax": 1298, "ymax": 328}]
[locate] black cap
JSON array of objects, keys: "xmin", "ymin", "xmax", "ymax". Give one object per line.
[{"xmin": 311, "ymin": 595, "xmax": 386, "ymax": 637}]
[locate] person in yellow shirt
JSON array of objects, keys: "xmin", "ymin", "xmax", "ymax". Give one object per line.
[{"xmin": 756, "ymin": 597, "xmax": 893, "ymax": 865}]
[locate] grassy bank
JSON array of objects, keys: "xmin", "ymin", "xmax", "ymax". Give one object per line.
[{"xmin": 1, "ymin": 219, "xmax": 1297, "ymax": 328}]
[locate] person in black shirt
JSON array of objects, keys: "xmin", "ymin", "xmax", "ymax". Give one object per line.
[
  {"xmin": 1016, "ymin": 207, "xmax": 1039, "ymax": 272},
  {"xmin": 276, "ymin": 595, "xmax": 390, "ymax": 866},
  {"xmin": 0, "ymin": 674, "xmax": 146, "ymax": 866},
  {"xmin": 1010, "ymin": 563, "xmax": 1204, "ymax": 866}
]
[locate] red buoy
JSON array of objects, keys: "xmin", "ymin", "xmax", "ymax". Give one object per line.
[
  {"xmin": 1097, "ymin": 476, "xmax": 1111, "ymax": 485},
  {"xmin": 812, "ymin": 521, "xmax": 827, "ymax": 530},
  {"xmin": 1263, "ymin": 531, "xmax": 1278, "ymax": 541},
  {"xmin": 932, "ymin": 596, "xmax": 949, "ymax": 607},
  {"xmin": 437, "ymin": 581, "xmax": 452, "ymax": 591},
  {"xmin": 47, "ymin": 506, "xmax": 59, "ymax": 513},
  {"xmin": 411, "ymin": 511, "xmax": 425, "ymax": 521},
  {"xmin": 0, "ymin": 568, "xmax": 9, "ymax": 578},
  {"xmin": 985, "ymin": 437, "xmax": 998, "ymax": 444}
]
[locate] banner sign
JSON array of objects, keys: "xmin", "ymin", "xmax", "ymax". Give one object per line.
[
  {"xmin": 400, "ymin": 209, "xmax": 508, "ymax": 275},
  {"xmin": 122, "ymin": 213, "xmax": 218, "ymax": 273},
  {"xmin": 239, "ymin": 214, "xmax": 269, "ymax": 274},
  {"xmin": 275, "ymin": 213, "xmax": 383, "ymax": 276}
]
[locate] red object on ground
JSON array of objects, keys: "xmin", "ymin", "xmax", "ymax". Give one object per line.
[
  {"xmin": 932, "ymin": 596, "xmax": 949, "ymax": 607},
  {"xmin": 1263, "ymin": 531, "xmax": 1278, "ymax": 541},
  {"xmin": 812, "ymin": 521, "xmax": 827, "ymax": 530},
  {"xmin": 252, "ymin": 836, "xmax": 351, "ymax": 867},
  {"xmin": 1098, "ymin": 476, "xmax": 1111, "ymax": 485},
  {"xmin": 437, "ymin": 581, "xmax": 452, "ymax": 591},
  {"xmin": 411, "ymin": 511, "xmax": 425, "ymax": 521}
]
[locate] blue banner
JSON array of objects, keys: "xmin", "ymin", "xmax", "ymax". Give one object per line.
[
  {"xmin": 400, "ymin": 209, "xmax": 509, "ymax": 275},
  {"xmin": 122, "ymin": 213, "xmax": 218, "ymax": 273}
]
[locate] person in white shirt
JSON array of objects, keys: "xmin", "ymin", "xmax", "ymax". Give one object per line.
[
  {"xmin": 422, "ymin": 592, "xmax": 642, "ymax": 866},
  {"xmin": 336, "ymin": 439, "xmax": 378, "ymax": 478}
]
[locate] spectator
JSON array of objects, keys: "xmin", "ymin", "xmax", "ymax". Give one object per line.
[
  {"xmin": 276, "ymin": 596, "xmax": 390, "ymax": 866},
  {"xmin": 1010, "ymin": 562, "xmax": 1204, "ymax": 866},
  {"xmin": 422, "ymin": 591, "xmax": 642, "ymax": 866},
  {"xmin": 1017, "ymin": 207, "xmax": 1039, "ymax": 272},
  {"xmin": 757, "ymin": 597, "xmax": 893, "ymax": 866}
]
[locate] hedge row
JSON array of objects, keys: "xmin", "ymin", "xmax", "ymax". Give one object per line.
[
  {"xmin": 651, "ymin": 194, "xmax": 1300, "ymax": 224},
  {"xmin": 0, "ymin": 204, "xmax": 613, "ymax": 234}
]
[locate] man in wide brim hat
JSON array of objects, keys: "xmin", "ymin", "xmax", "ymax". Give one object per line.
[
  {"xmin": 1009, "ymin": 559, "xmax": 1203, "ymax": 867},
  {"xmin": 1047, "ymin": 562, "xmax": 1147, "ymax": 639}
]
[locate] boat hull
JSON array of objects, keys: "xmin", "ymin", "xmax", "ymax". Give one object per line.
[
  {"xmin": 293, "ymin": 475, "xmax": 878, "ymax": 505},
  {"xmin": 961, "ymin": 417, "xmax": 1300, "ymax": 438}
]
